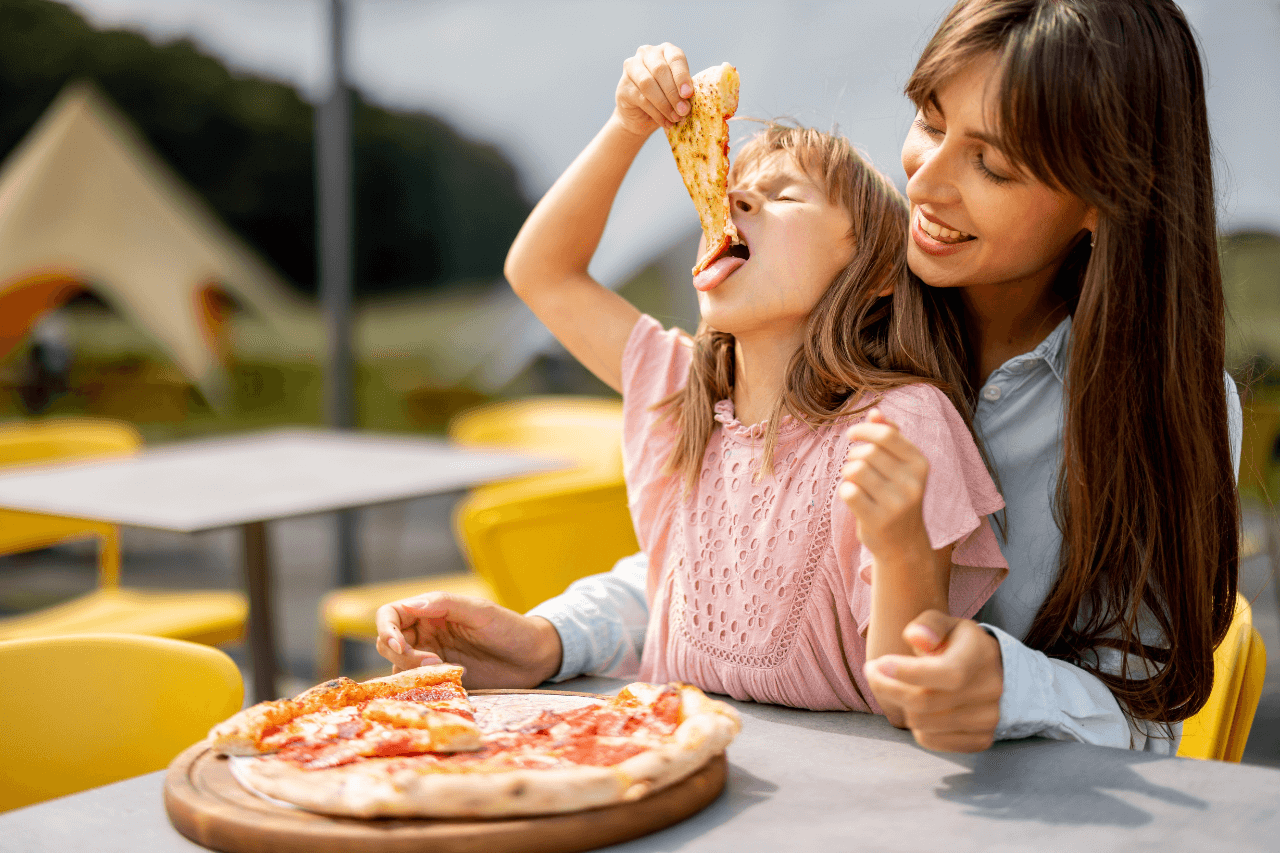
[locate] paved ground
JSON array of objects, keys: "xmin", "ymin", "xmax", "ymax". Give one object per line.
[{"xmin": 2, "ymin": 497, "xmax": 1278, "ymax": 767}]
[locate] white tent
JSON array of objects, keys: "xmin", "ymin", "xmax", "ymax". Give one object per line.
[{"xmin": 0, "ymin": 82, "xmax": 315, "ymax": 406}]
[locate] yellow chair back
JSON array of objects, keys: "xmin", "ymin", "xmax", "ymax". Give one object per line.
[
  {"xmin": 455, "ymin": 473, "xmax": 639, "ymax": 613},
  {"xmin": 0, "ymin": 633, "xmax": 243, "ymax": 811},
  {"xmin": 1177, "ymin": 593, "xmax": 1267, "ymax": 762},
  {"xmin": 449, "ymin": 397, "xmax": 638, "ymax": 612},
  {"xmin": 0, "ymin": 418, "xmax": 142, "ymax": 588},
  {"xmin": 449, "ymin": 396, "xmax": 625, "ymax": 476}
]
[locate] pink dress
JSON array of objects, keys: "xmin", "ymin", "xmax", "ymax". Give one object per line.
[{"xmin": 623, "ymin": 316, "xmax": 1008, "ymax": 712}]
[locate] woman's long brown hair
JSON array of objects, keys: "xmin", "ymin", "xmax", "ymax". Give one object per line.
[
  {"xmin": 907, "ymin": 0, "xmax": 1239, "ymax": 724},
  {"xmin": 661, "ymin": 123, "xmax": 976, "ymax": 489}
]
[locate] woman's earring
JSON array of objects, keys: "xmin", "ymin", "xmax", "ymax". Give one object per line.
[{"xmin": 1090, "ymin": 231, "xmax": 1096, "ymax": 249}]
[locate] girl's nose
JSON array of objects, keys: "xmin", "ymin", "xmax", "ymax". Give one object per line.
[{"xmin": 729, "ymin": 188, "xmax": 759, "ymax": 215}]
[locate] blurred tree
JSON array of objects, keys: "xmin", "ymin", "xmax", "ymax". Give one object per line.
[{"xmin": 0, "ymin": 0, "xmax": 532, "ymax": 297}]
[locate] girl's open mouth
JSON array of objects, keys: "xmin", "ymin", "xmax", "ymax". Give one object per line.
[{"xmin": 693, "ymin": 240, "xmax": 750, "ymax": 292}]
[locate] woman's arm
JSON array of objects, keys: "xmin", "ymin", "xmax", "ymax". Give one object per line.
[
  {"xmin": 865, "ymin": 611, "xmax": 1170, "ymax": 752},
  {"xmin": 526, "ymin": 551, "xmax": 650, "ymax": 680},
  {"xmin": 504, "ymin": 45, "xmax": 693, "ymax": 392},
  {"xmin": 866, "ymin": 373, "xmax": 1244, "ymax": 753}
]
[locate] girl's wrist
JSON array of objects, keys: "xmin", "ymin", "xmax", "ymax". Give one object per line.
[
  {"xmin": 606, "ymin": 110, "xmax": 656, "ymax": 143},
  {"xmin": 868, "ymin": 530, "xmax": 934, "ymax": 576}
]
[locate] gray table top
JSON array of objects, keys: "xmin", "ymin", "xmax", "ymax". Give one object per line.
[
  {"xmin": 0, "ymin": 428, "xmax": 562, "ymax": 532},
  {"xmin": 3, "ymin": 676, "xmax": 1278, "ymax": 853}
]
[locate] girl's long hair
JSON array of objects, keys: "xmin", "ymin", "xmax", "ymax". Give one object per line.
[
  {"xmin": 661, "ymin": 123, "xmax": 977, "ymax": 489},
  {"xmin": 907, "ymin": 0, "xmax": 1239, "ymax": 724}
]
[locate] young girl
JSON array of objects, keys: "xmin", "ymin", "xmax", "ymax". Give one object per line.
[{"xmin": 378, "ymin": 46, "xmax": 1007, "ymax": 719}]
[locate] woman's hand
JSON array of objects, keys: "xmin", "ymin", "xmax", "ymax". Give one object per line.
[
  {"xmin": 375, "ymin": 593, "xmax": 564, "ymax": 689},
  {"xmin": 613, "ymin": 43, "xmax": 694, "ymax": 136},
  {"xmin": 864, "ymin": 610, "xmax": 1004, "ymax": 752},
  {"xmin": 839, "ymin": 408, "xmax": 930, "ymax": 559}
]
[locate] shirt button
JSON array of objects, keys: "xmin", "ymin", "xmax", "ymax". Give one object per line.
[{"xmin": 982, "ymin": 385, "xmax": 1003, "ymax": 402}]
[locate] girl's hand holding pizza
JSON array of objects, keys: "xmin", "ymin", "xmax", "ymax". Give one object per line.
[
  {"xmin": 838, "ymin": 408, "xmax": 930, "ymax": 559},
  {"xmin": 375, "ymin": 593, "xmax": 563, "ymax": 689},
  {"xmin": 613, "ymin": 42, "xmax": 695, "ymax": 136}
]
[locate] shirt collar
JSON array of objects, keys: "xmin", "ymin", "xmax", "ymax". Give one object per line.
[{"xmin": 998, "ymin": 314, "xmax": 1071, "ymax": 384}]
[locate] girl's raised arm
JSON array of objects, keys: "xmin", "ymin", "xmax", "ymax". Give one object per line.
[{"xmin": 504, "ymin": 44, "xmax": 694, "ymax": 393}]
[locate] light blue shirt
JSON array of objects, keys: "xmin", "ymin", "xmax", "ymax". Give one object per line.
[{"xmin": 529, "ymin": 317, "xmax": 1244, "ymax": 753}]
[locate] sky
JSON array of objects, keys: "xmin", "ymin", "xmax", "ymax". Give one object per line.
[{"xmin": 54, "ymin": 0, "xmax": 1280, "ymax": 382}]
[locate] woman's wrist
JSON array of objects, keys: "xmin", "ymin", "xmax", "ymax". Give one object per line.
[{"xmin": 527, "ymin": 615, "xmax": 565, "ymax": 685}]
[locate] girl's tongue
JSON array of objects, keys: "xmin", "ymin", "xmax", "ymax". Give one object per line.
[{"xmin": 693, "ymin": 253, "xmax": 747, "ymax": 292}]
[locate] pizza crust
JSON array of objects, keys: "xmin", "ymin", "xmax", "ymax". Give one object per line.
[{"xmin": 229, "ymin": 683, "xmax": 741, "ymax": 819}]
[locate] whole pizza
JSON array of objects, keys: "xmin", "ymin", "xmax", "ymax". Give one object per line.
[{"xmin": 207, "ymin": 664, "xmax": 741, "ymax": 819}]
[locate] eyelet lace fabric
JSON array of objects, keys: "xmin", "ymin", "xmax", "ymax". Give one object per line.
[
  {"xmin": 673, "ymin": 405, "xmax": 841, "ymax": 669},
  {"xmin": 622, "ymin": 315, "xmax": 1007, "ymax": 712}
]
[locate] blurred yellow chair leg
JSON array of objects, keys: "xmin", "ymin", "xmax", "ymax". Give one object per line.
[
  {"xmin": 318, "ymin": 572, "xmax": 495, "ymax": 679},
  {"xmin": 1177, "ymin": 592, "xmax": 1267, "ymax": 762},
  {"xmin": 0, "ymin": 633, "xmax": 243, "ymax": 812}
]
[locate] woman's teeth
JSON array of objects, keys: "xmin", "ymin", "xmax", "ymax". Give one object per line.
[{"xmin": 918, "ymin": 211, "xmax": 975, "ymax": 243}]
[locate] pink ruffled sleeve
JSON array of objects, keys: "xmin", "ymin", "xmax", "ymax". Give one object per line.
[
  {"xmin": 620, "ymin": 316, "xmax": 693, "ymax": 596},
  {"xmin": 833, "ymin": 383, "xmax": 1007, "ymax": 635}
]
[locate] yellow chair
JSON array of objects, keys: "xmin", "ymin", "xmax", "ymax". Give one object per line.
[
  {"xmin": 1177, "ymin": 592, "xmax": 1267, "ymax": 762},
  {"xmin": 448, "ymin": 396, "xmax": 626, "ymax": 480},
  {"xmin": 0, "ymin": 418, "xmax": 247, "ymax": 646},
  {"xmin": 317, "ymin": 397, "xmax": 636, "ymax": 677},
  {"xmin": 454, "ymin": 470, "xmax": 638, "ymax": 614},
  {"xmin": 0, "ymin": 632, "xmax": 243, "ymax": 811}
]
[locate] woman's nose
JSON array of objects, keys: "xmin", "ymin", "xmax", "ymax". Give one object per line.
[{"xmin": 903, "ymin": 138, "xmax": 958, "ymax": 208}]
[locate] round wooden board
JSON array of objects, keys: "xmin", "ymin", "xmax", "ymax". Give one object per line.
[{"xmin": 163, "ymin": 690, "xmax": 728, "ymax": 853}]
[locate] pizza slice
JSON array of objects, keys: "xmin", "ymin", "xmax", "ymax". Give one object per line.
[
  {"xmin": 208, "ymin": 663, "xmax": 481, "ymax": 764},
  {"xmin": 664, "ymin": 62, "xmax": 743, "ymax": 280}
]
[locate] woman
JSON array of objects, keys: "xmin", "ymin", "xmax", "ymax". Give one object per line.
[{"xmin": 377, "ymin": 0, "xmax": 1241, "ymax": 753}]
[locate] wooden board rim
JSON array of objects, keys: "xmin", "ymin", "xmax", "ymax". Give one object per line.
[{"xmin": 164, "ymin": 689, "xmax": 728, "ymax": 853}]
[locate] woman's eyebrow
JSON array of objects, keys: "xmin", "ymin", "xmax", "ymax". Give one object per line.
[{"xmin": 965, "ymin": 128, "xmax": 1006, "ymax": 152}]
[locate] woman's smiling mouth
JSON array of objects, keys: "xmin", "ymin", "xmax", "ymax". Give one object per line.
[{"xmin": 912, "ymin": 208, "xmax": 976, "ymax": 255}]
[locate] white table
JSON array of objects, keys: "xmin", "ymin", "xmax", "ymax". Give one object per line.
[
  {"xmin": 2, "ymin": 676, "xmax": 1278, "ymax": 853},
  {"xmin": 0, "ymin": 428, "xmax": 560, "ymax": 700}
]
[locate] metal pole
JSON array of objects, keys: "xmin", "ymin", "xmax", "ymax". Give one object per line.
[
  {"xmin": 242, "ymin": 521, "xmax": 278, "ymax": 701},
  {"xmin": 317, "ymin": 0, "xmax": 359, "ymax": 588}
]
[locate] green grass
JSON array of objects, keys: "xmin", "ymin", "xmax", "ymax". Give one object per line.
[{"xmin": 0, "ymin": 354, "xmax": 489, "ymax": 444}]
